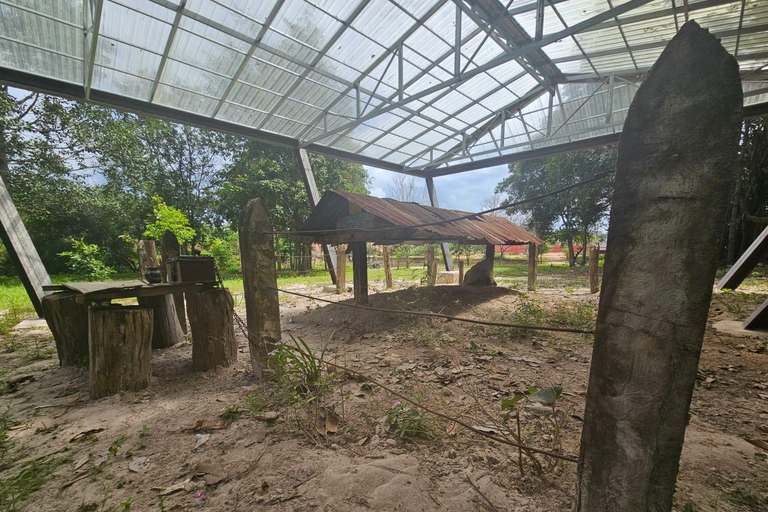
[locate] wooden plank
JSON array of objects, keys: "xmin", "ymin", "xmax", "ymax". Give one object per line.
[
  {"xmin": 296, "ymin": 148, "xmax": 337, "ymax": 283},
  {"xmin": 62, "ymin": 280, "xmax": 145, "ymax": 295},
  {"xmin": 716, "ymin": 224, "xmax": 768, "ymax": 290},
  {"xmin": 743, "ymin": 298, "xmax": 768, "ymax": 330},
  {"xmin": 0, "ymin": 173, "xmax": 51, "ymax": 315},
  {"xmin": 425, "ymin": 177, "xmax": 454, "ymax": 271}
]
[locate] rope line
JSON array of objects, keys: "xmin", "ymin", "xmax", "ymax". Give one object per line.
[
  {"xmin": 270, "ymin": 170, "xmax": 613, "ymax": 237},
  {"xmin": 230, "ymin": 308, "xmax": 579, "ymax": 463},
  {"xmin": 271, "ymin": 286, "xmax": 595, "ymax": 335}
]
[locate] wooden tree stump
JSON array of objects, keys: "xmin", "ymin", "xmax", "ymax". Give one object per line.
[
  {"xmin": 240, "ymin": 198, "xmax": 281, "ymax": 379},
  {"xmin": 42, "ymin": 291, "xmax": 89, "ymax": 367},
  {"xmin": 588, "ymin": 245, "xmax": 600, "ymax": 294},
  {"xmin": 138, "ymin": 295, "xmax": 185, "ymax": 349},
  {"xmin": 89, "ymin": 305, "xmax": 153, "ymax": 399},
  {"xmin": 188, "ymin": 288, "xmax": 237, "ymax": 370},
  {"xmin": 383, "ymin": 246, "xmax": 393, "ymax": 289},
  {"xmin": 161, "ymin": 230, "xmax": 187, "ymax": 333},
  {"xmin": 527, "ymin": 243, "xmax": 537, "ymax": 291},
  {"xmin": 576, "ymin": 21, "xmax": 742, "ymax": 511}
]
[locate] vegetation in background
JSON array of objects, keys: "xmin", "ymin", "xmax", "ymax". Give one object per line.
[
  {"xmin": 58, "ymin": 238, "xmax": 114, "ymax": 281},
  {"xmin": 142, "ymin": 196, "xmax": 196, "ymax": 244}
]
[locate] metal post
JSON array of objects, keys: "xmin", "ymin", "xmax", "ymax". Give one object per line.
[
  {"xmin": 424, "ymin": 177, "xmax": 454, "ymax": 271},
  {"xmin": 295, "ymin": 149, "xmax": 337, "ymax": 284}
]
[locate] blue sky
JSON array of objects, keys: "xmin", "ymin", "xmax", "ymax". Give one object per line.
[{"xmin": 365, "ymin": 164, "xmax": 510, "ymax": 213}]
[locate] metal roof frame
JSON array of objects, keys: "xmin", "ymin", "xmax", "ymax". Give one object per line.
[{"xmin": 0, "ymin": 0, "xmax": 766, "ymax": 176}]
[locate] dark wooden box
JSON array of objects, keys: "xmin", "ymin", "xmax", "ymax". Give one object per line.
[{"xmin": 167, "ymin": 256, "xmax": 216, "ymax": 284}]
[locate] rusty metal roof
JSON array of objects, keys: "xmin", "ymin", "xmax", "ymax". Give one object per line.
[{"xmin": 294, "ymin": 190, "xmax": 543, "ymax": 246}]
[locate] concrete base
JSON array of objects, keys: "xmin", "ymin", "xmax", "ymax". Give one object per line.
[
  {"xmin": 712, "ymin": 319, "xmax": 768, "ymax": 339},
  {"xmin": 13, "ymin": 317, "xmax": 49, "ymax": 330},
  {"xmin": 435, "ymin": 271, "xmax": 459, "ymax": 285},
  {"xmin": 322, "ymin": 284, "xmax": 353, "ymax": 294}
]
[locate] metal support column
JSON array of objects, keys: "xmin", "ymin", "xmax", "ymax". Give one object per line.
[
  {"xmin": 295, "ymin": 149, "xmax": 337, "ymax": 283},
  {"xmin": 424, "ymin": 177, "xmax": 454, "ymax": 271}
]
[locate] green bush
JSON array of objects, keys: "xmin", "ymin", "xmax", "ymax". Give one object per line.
[
  {"xmin": 205, "ymin": 232, "xmax": 240, "ymax": 274},
  {"xmin": 143, "ymin": 196, "xmax": 195, "ymax": 244},
  {"xmin": 58, "ymin": 238, "xmax": 114, "ymax": 281}
]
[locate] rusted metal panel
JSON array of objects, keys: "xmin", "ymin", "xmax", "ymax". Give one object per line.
[{"xmin": 295, "ymin": 191, "xmax": 543, "ymax": 246}]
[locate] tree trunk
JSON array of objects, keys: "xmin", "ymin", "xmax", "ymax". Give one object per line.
[
  {"xmin": 566, "ymin": 236, "xmax": 575, "ymax": 267},
  {"xmin": 575, "ymin": 21, "xmax": 742, "ymax": 512},
  {"xmin": 582, "ymin": 226, "xmax": 589, "ymax": 266},
  {"xmin": 239, "ymin": 199, "xmax": 281, "ymax": 380},
  {"xmin": 458, "ymin": 260, "xmax": 464, "ymax": 285},
  {"xmin": 42, "ymin": 291, "xmax": 89, "ymax": 367},
  {"xmin": 188, "ymin": 288, "xmax": 237, "ymax": 370},
  {"xmin": 161, "ymin": 230, "xmax": 187, "ymax": 333},
  {"xmin": 89, "ymin": 305, "xmax": 153, "ymax": 399},
  {"xmin": 138, "ymin": 295, "xmax": 184, "ymax": 349},
  {"xmin": 383, "ymin": 246, "xmax": 393, "ymax": 289},
  {"xmin": 351, "ymin": 242, "xmax": 368, "ymax": 304}
]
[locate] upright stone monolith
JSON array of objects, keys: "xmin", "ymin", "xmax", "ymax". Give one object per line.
[
  {"xmin": 576, "ymin": 21, "xmax": 743, "ymax": 511},
  {"xmin": 239, "ymin": 199, "xmax": 281, "ymax": 380}
]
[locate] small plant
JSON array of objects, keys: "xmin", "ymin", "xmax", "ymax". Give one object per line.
[
  {"xmin": 120, "ymin": 497, "xmax": 134, "ymax": 511},
  {"xmin": 269, "ymin": 333, "xmax": 329, "ymax": 394},
  {"xmin": 220, "ymin": 405, "xmax": 243, "ymax": 425},
  {"xmin": 245, "ymin": 390, "xmax": 270, "ymax": 414},
  {"xmin": 157, "ymin": 496, "xmax": 167, "ymax": 512},
  {"xmin": 385, "ymin": 399, "xmax": 433, "ymax": 440},
  {"xmin": 108, "ymin": 435, "xmax": 127, "ymax": 456},
  {"xmin": 58, "ymin": 238, "xmax": 115, "ymax": 281},
  {"xmin": 138, "ymin": 425, "xmax": 150, "ymax": 438},
  {"xmin": 0, "ymin": 455, "xmax": 66, "ymax": 510}
]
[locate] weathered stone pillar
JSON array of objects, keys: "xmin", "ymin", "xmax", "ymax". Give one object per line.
[
  {"xmin": 239, "ymin": 199, "xmax": 281, "ymax": 380},
  {"xmin": 137, "ymin": 239, "xmax": 184, "ymax": 349},
  {"xmin": 576, "ymin": 21, "xmax": 743, "ymax": 511}
]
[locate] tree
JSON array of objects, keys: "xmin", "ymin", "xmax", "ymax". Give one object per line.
[
  {"xmin": 387, "ymin": 174, "xmax": 428, "ymax": 204},
  {"xmin": 143, "ymin": 196, "xmax": 196, "ymax": 244},
  {"xmin": 495, "ymin": 147, "xmax": 616, "ymax": 266}
]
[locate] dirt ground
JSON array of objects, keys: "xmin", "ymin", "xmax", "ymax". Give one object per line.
[{"xmin": 0, "ymin": 271, "xmax": 767, "ymax": 512}]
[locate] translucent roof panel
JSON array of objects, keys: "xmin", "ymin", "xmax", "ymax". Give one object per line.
[{"xmin": 0, "ymin": 0, "xmax": 766, "ymax": 176}]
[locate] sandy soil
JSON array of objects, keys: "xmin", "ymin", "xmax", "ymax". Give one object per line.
[{"xmin": 0, "ymin": 273, "xmax": 766, "ymax": 512}]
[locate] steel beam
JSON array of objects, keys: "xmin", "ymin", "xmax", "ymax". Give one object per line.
[
  {"xmin": 295, "ymin": 149, "xmax": 337, "ymax": 284},
  {"xmin": 84, "ymin": 0, "xmax": 103, "ymax": 100},
  {"xmin": 425, "ymin": 177, "xmax": 454, "ymax": 271},
  {"xmin": 149, "ymin": 0, "xmax": 186, "ymax": 103}
]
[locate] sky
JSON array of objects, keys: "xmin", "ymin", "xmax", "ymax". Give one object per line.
[{"xmin": 365, "ymin": 164, "xmax": 510, "ymax": 213}]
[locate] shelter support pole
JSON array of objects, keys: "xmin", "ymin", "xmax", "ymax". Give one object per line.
[
  {"xmin": 382, "ymin": 246, "xmax": 393, "ymax": 288},
  {"xmin": 424, "ymin": 177, "xmax": 454, "ymax": 271},
  {"xmin": 589, "ymin": 245, "xmax": 600, "ymax": 294},
  {"xmin": 351, "ymin": 242, "xmax": 368, "ymax": 304},
  {"xmin": 0, "ymin": 173, "xmax": 51, "ymax": 316},
  {"xmin": 575, "ymin": 21, "xmax": 743, "ymax": 511},
  {"xmin": 335, "ymin": 244, "xmax": 347, "ymax": 294},
  {"xmin": 239, "ymin": 198, "xmax": 281, "ymax": 380},
  {"xmin": 716, "ymin": 224, "xmax": 768, "ymax": 291},
  {"xmin": 527, "ymin": 243, "xmax": 537, "ymax": 291},
  {"xmin": 485, "ymin": 243, "xmax": 495, "ymax": 273},
  {"xmin": 295, "ymin": 148, "xmax": 337, "ymax": 283},
  {"xmin": 458, "ymin": 260, "xmax": 464, "ymax": 285}
]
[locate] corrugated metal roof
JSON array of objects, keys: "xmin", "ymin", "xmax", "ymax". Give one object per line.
[{"xmin": 295, "ymin": 190, "xmax": 543, "ymax": 246}]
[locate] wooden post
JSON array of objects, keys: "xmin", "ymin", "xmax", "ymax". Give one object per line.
[
  {"xmin": 576, "ymin": 21, "xmax": 743, "ymax": 511},
  {"xmin": 485, "ymin": 243, "xmax": 495, "ymax": 274},
  {"xmin": 383, "ymin": 246, "xmax": 393, "ymax": 289},
  {"xmin": 239, "ymin": 199, "xmax": 281, "ymax": 380},
  {"xmin": 589, "ymin": 245, "xmax": 600, "ymax": 294},
  {"xmin": 335, "ymin": 244, "xmax": 347, "ymax": 294},
  {"xmin": 458, "ymin": 260, "xmax": 464, "ymax": 285},
  {"xmin": 137, "ymin": 239, "xmax": 184, "ymax": 349},
  {"xmin": 527, "ymin": 243, "xmax": 537, "ymax": 291},
  {"xmin": 89, "ymin": 305, "xmax": 153, "ymax": 399},
  {"xmin": 188, "ymin": 288, "xmax": 237, "ymax": 370},
  {"xmin": 351, "ymin": 242, "xmax": 368, "ymax": 304},
  {"xmin": 42, "ymin": 291, "xmax": 89, "ymax": 367},
  {"xmin": 161, "ymin": 230, "xmax": 187, "ymax": 333}
]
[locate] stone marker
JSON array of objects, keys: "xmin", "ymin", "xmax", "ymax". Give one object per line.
[{"xmin": 576, "ymin": 21, "xmax": 743, "ymax": 511}]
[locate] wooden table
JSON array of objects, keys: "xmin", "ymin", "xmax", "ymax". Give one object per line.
[{"xmin": 43, "ymin": 280, "xmax": 205, "ymax": 303}]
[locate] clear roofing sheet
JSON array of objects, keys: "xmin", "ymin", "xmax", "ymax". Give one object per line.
[{"xmin": 0, "ymin": 0, "xmax": 766, "ymax": 175}]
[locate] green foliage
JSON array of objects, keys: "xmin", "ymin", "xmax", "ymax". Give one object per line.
[
  {"xmin": 270, "ymin": 334, "xmax": 328, "ymax": 391},
  {"xmin": 58, "ymin": 238, "xmax": 115, "ymax": 281},
  {"xmin": 245, "ymin": 390, "xmax": 271, "ymax": 414},
  {"xmin": 385, "ymin": 399, "xmax": 432, "ymax": 440},
  {"xmin": 220, "ymin": 405, "xmax": 243, "ymax": 425},
  {"xmin": 204, "ymin": 231, "xmax": 240, "ymax": 274},
  {"xmin": 138, "ymin": 425, "xmax": 150, "ymax": 438},
  {"xmin": 143, "ymin": 196, "xmax": 195, "ymax": 244},
  {"xmin": 108, "ymin": 435, "xmax": 127, "ymax": 456},
  {"xmin": 0, "ymin": 455, "xmax": 66, "ymax": 511}
]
